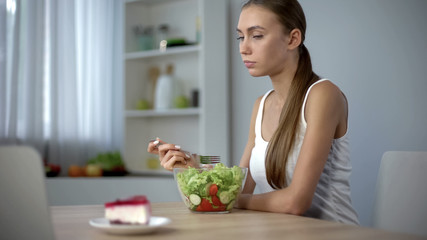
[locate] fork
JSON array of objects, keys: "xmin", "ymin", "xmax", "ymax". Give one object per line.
[
  {"xmin": 199, "ymin": 155, "xmax": 221, "ymax": 164},
  {"xmin": 152, "ymin": 140, "xmax": 221, "ymax": 164}
]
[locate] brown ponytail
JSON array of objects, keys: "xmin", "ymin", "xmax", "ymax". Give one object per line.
[{"xmin": 243, "ymin": 0, "xmax": 319, "ymax": 189}]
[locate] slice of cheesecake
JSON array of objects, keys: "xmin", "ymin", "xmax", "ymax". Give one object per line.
[{"xmin": 105, "ymin": 195, "xmax": 151, "ymax": 225}]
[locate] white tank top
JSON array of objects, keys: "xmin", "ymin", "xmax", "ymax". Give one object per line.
[{"xmin": 249, "ymin": 79, "xmax": 359, "ymax": 225}]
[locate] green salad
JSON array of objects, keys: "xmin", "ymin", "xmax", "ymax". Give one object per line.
[{"xmin": 176, "ymin": 163, "xmax": 246, "ymax": 212}]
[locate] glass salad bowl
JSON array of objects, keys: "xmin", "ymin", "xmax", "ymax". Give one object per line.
[{"xmin": 173, "ymin": 164, "xmax": 248, "ymax": 213}]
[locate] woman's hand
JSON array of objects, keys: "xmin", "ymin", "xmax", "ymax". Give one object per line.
[
  {"xmin": 147, "ymin": 137, "xmax": 166, "ymax": 155},
  {"xmin": 147, "ymin": 138, "xmax": 199, "ymax": 171}
]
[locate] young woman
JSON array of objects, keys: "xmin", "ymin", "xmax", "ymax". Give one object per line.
[{"xmin": 147, "ymin": 0, "xmax": 359, "ymax": 225}]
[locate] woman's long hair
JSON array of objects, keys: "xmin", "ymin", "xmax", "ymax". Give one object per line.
[{"xmin": 242, "ymin": 0, "xmax": 320, "ymax": 189}]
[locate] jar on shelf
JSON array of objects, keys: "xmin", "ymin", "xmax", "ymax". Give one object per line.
[
  {"xmin": 133, "ymin": 25, "xmax": 154, "ymax": 51},
  {"xmin": 156, "ymin": 24, "xmax": 169, "ymax": 51}
]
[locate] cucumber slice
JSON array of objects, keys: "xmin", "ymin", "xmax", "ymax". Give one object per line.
[
  {"xmin": 189, "ymin": 194, "xmax": 201, "ymax": 205},
  {"xmin": 204, "ymin": 183, "xmax": 212, "ymax": 196},
  {"xmin": 219, "ymin": 191, "xmax": 232, "ymax": 204},
  {"xmin": 227, "ymin": 200, "xmax": 235, "ymax": 211},
  {"xmin": 184, "ymin": 196, "xmax": 192, "ymax": 208}
]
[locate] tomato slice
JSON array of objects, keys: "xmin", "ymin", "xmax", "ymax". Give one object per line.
[
  {"xmin": 211, "ymin": 195, "xmax": 223, "ymax": 206},
  {"xmin": 209, "ymin": 184, "xmax": 218, "ymax": 196},
  {"xmin": 196, "ymin": 198, "xmax": 214, "ymax": 211}
]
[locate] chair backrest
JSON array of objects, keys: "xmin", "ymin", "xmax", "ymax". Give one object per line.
[
  {"xmin": 372, "ymin": 151, "xmax": 427, "ymax": 237},
  {"xmin": 0, "ymin": 145, "xmax": 55, "ymax": 240}
]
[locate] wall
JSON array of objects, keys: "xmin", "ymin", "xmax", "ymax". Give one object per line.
[{"xmin": 229, "ymin": 0, "xmax": 427, "ymax": 226}]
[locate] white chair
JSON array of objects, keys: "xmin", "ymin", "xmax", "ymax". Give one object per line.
[
  {"xmin": 372, "ymin": 151, "xmax": 427, "ymax": 237},
  {"xmin": 0, "ymin": 145, "xmax": 55, "ymax": 240}
]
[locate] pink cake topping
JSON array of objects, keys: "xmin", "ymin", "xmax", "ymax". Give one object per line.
[{"xmin": 105, "ymin": 195, "xmax": 149, "ymax": 208}]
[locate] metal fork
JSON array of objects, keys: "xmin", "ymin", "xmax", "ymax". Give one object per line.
[
  {"xmin": 199, "ymin": 155, "xmax": 221, "ymax": 164},
  {"xmin": 152, "ymin": 140, "xmax": 221, "ymax": 164}
]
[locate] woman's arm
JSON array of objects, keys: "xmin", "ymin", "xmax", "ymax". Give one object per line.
[
  {"xmin": 238, "ymin": 97, "xmax": 263, "ymax": 195},
  {"xmin": 238, "ymin": 81, "xmax": 347, "ymax": 215}
]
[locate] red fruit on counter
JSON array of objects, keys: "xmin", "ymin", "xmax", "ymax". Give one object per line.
[
  {"xmin": 45, "ymin": 163, "xmax": 61, "ymax": 177},
  {"xmin": 68, "ymin": 165, "xmax": 85, "ymax": 177}
]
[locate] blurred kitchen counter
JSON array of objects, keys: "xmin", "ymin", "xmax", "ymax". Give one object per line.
[{"xmin": 46, "ymin": 175, "xmax": 180, "ymax": 206}]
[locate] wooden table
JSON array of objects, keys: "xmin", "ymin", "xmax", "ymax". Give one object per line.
[{"xmin": 51, "ymin": 202, "xmax": 425, "ymax": 240}]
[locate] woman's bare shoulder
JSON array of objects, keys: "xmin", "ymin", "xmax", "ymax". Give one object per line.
[
  {"xmin": 309, "ymin": 80, "xmax": 346, "ymax": 104},
  {"xmin": 305, "ymin": 80, "xmax": 347, "ymax": 124},
  {"xmin": 312, "ymin": 80, "xmax": 342, "ymax": 94}
]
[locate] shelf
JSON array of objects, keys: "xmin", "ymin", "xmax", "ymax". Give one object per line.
[
  {"xmin": 125, "ymin": 45, "xmax": 200, "ymax": 60},
  {"xmin": 125, "ymin": 108, "xmax": 200, "ymax": 117}
]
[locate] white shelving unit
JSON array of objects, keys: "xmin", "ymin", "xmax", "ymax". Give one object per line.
[
  {"xmin": 126, "ymin": 108, "xmax": 200, "ymax": 118},
  {"xmin": 122, "ymin": 0, "xmax": 229, "ymax": 175},
  {"xmin": 125, "ymin": 45, "xmax": 200, "ymax": 60}
]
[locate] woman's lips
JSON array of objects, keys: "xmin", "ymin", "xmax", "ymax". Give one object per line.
[{"xmin": 244, "ymin": 60, "xmax": 256, "ymax": 68}]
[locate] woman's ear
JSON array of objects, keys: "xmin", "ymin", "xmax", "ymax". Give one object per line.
[{"xmin": 287, "ymin": 28, "xmax": 302, "ymax": 50}]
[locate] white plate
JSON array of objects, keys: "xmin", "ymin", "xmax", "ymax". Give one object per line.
[{"xmin": 89, "ymin": 216, "xmax": 171, "ymax": 235}]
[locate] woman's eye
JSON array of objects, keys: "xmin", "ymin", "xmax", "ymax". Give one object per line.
[
  {"xmin": 253, "ymin": 35, "xmax": 263, "ymax": 39},
  {"xmin": 236, "ymin": 36, "xmax": 244, "ymax": 41}
]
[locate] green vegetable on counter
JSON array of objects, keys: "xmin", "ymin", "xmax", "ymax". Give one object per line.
[{"xmin": 87, "ymin": 151, "xmax": 125, "ymax": 171}]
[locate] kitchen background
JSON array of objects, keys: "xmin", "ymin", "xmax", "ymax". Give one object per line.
[{"xmin": 2, "ymin": 0, "xmax": 427, "ymax": 228}]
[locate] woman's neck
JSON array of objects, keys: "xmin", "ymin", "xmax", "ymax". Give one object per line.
[{"xmin": 269, "ymin": 56, "xmax": 298, "ymax": 106}]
